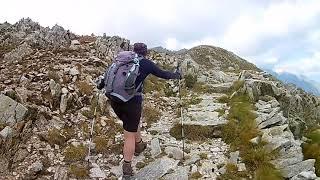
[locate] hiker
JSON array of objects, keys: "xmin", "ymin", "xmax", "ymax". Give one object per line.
[{"xmin": 97, "ymin": 43, "xmax": 181, "ymax": 178}]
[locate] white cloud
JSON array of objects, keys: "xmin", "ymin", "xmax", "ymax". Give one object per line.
[
  {"xmin": 219, "ymin": 0, "xmax": 320, "ymax": 55},
  {"xmin": 165, "ymin": 38, "xmax": 178, "ymax": 50},
  {"xmin": 274, "ymin": 52, "xmax": 320, "ymax": 78},
  {"xmin": 1, "ymin": 0, "xmax": 320, "ymax": 81}
]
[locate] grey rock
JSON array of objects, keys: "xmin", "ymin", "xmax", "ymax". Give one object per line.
[
  {"xmin": 0, "ymin": 157, "xmax": 9, "ymax": 173},
  {"xmin": 272, "ymin": 154, "xmax": 304, "ymax": 169},
  {"xmin": 60, "ymin": 94, "xmax": 68, "ymax": 114},
  {"xmin": 209, "ymin": 83, "xmax": 233, "ymax": 93},
  {"xmin": 291, "ymin": 171, "xmax": 317, "ymax": 180},
  {"xmin": 250, "ymin": 136, "xmax": 260, "ymax": 144},
  {"xmin": 49, "ymin": 79, "xmax": 61, "ymax": 97},
  {"xmin": 0, "ymin": 126, "xmax": 13, "ymax": 138},
  {"xmin": 229, "ymin": 151, "xmax": 239, "ymax": 164},
  {"xmin": 61, "ymin": 87, "xmax": 68, "ymax": 94},
  {"xmin": 241, "ymin": 80, "xmax": 282, "ymax": 101},
  {"xmin": 237, "ymin": 163, "xmax": 246, "ymax": 172},
  {"xmin": 281, "ymin": 159, "xmax": 316, "ymax": 178},
  {"xmin": 218, "ymin": 165, "xmax": 226, "ymax": 174},
  {"xmin": 163, "ymin": 166, "xmax": 188, "ymax": 180},
  {"xmin": 70, "ymin": 40, "xmax": 81, "ymax": 50},
  {"xmin": 90, "ymin": 167, "xmax": 106, "ymax": 178},
  {"xmin": 260, "ymin": 125, "xmax": 296, "ymax": 151},
  {"xmin": 54, "ymin": 166, "xmax": 68, "ymax": 180},
  {"xmin": 185, "ymin": 154, "xmax": 201, "ymax": 165},
  {"xmin": 150, "ymin": 138, "xmax": 161, "ymax": 157},
  {"xmin": 259, "ymin": 113, "xmax": 286, "ymax": 129},
  {"xmin": 165, "ymin": 146, "xmax": 184, "ymax": 160},
  {"xmin": 211, "ymin": 71, "xmax": 232, "ymax": 83},
  {"xmin": 69, "ymin": 67, "xmax": 79, "ymax": 76},
  {"xmin": 134, "ymin": 157, "xmax": 177, "ymax": 180},
  {"xmin": 0, "ymin": 94, "xmax": 28, "ymax": 125},
  {"xmin": 270, "ymin": 99, "xmax": 280, "ymax": 108},
  {"xmin": 30, "ymin": 161, "xmax": 43, "ymax": 172},
  {"xmin": 268, "ymin": 107, "xmax": 281, "ymax": 119},
  {"xmin": 13, "ymin": 148, "xmax": 29, "ymax": 163},
  {"xmin": 191, "ymin": 164, "xmax": 198, "ymax": 173}
]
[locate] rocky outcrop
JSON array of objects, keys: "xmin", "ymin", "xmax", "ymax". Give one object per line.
[
  {"xmin": 254, "ymin": 99, "xmax": 318, "ymax": 179},
  {"xmin": 4, "ymin": 42, "xmax": 33, "ymax": 62},
  {"xmin": 95, "ymin": 36, "xmax": 130, "ymax": 59},
  {"xmin": 0, "ymin": 94, "xmax": 28, "ymax": 125}
]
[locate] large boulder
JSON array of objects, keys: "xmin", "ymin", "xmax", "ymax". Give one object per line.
[
  {"xmin": 134, "ymin": 157, "xmax": 177, "ymax": 180},
  {"xmin": 280, "ymin": 159, "xmax": 316, "ymax": 178},
  {"xmin": 0, "ymin": 94, "xmax": 28, "ymax": 125},
  {"xmin": 95, "ymin": 36, "xmax": 130, "ymax": 59},
  {"xmin": 240, "ymin": 80, "xmax": 283, "ymax": 101}
]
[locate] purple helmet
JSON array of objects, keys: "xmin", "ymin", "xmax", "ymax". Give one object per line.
[{"xmin": 133, "ymin": 43, "xmax": 147, "ymax": 56}]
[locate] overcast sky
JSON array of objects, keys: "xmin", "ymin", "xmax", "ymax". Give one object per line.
[{"xmin": 1, "ymin": 0, "xmax": 320, "ymax": 82}]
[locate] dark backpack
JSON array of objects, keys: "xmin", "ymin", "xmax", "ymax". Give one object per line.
[{"xmin": 103, "ymin": 51, "xmax": 142, "ymax": 103}]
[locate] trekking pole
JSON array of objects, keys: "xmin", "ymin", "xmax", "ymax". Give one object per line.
[
  {"xmin": 177, "ymin": 63, "xmax": 185, "ymax": 160},
  {"xmin": 86, "ymin": 92, "xmax": 100, "ymax": 163}
]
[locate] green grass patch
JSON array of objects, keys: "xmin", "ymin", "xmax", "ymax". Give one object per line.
[
  {"xmin": 143, "ymin": 75, "xmax": 166, "ymax": 94},
  {"xmin": 169, "ymin": 123, "xmax": 221, "ymax": 141},
  {"xmin": 0, "ymin": 122, "xmax": 6, "ymax": 131},
  {"xmin": 220, "ymin": 93, "xmax": 281, "ymax": 179},
  {"xmin": 303, "ymin": 129, "xmax": 320, "ymax": 176},
  {"xmin": 93, "ymin": 135, "xmax": 110, "ymax": 153},
  {"xmin": 46, "ymin": 127, "xmax": 74, "ymax": 147},
  {"xmin": 216, "ymin": 108, "xmax": 226, "ymax": 117},
  {"xmin": 183, "ymin": 96, "xmax": 203, "ymax": 107},
  {"xmin": 69, "ymin": 164, "xmax": 89, "ymax": 178},
  {"xmin": 185, "ymin": 74, "xmax": 197, "ymax": 89},
  {"xmin": 217, "ymin": 163, "xmax": 249, "ymax": 180},
  {"xmin": 64, "ymin": 144, "xmax": 87, "ymax": 162},
  {"xmin": 228, "ymin": 80, "xmax": 244, "ymax": 94},
  {"xmin": 217, "ymin": 95, "xmax": 230, "ymax": 104},
  {"xmin": 255, "ymin": 165, "xmax": 283, "ymax": 180},
  {"xmin": 190, "ymin": 171, "xmax": 202, "ymax": 179},
  {"xmin": 199, "ymin": 153, "xmax": 208, "ymax": 159},
  {"xmin": 143, "ymin": 106, "xmax": 161, "ymax": 127}
]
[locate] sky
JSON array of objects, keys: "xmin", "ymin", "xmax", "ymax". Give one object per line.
[{"xmin": 1, "ymin": 0, "xmax": 320, "ymax": 82}]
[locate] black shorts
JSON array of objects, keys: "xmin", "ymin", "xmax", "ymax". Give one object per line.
[{"xmin": 110, "ymin": 100, "xmax": 142, "ymax": 132}]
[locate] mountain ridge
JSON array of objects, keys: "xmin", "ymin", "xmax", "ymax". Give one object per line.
[{"xmin": 0, "ymin": 18, "xmax": 319, "ymax": 179}]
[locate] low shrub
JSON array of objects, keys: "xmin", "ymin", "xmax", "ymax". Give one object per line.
[
  {"xmin": 221, "ymin": 93, "xmax": 280, "ymax": 179},
  {"xmin": 185, "ymin": 74, "xmax": 197, "ymax": 89},
  {"xmin": 69, "ymin": 164, "xmax": 89, "ymax": 178},
  {"xmin": 64, "ymin": 144, "xmax": 87, "ymax": 162},
  {"xmin": 217, "ymin": 163, "xmax": 249, "ymax": 180},
  {"xmin": 46, "ymin": 127, "xmax": 74, "ymax": 147},
  {"xmin": 170, "ymin": 123, "xmax": 221, "ymax": 141},
  {"xmin": 190, "ymin": 171, "xmax": 202, "ymax": 179},
  {"xmin": 303, "ymin": 129, "xmax": 320, "ymax": 176},
  {"xmin": 93, "ymin": 135, "xmax": 110, "ymax": 153},
  {"xmin": 77, "ymin": 81, "xmax": 93, "ymax": 96},
  {"xmin": 143, "ymin": 106, "xmax": 161, "ymax": 127}
]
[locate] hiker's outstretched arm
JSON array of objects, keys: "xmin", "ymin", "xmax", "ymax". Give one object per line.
[{"xmin": 148, "ymin": 60, "xmax": 180, "ymax": 79}]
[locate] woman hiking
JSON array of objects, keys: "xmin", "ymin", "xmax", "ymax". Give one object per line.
[{"xmin": 98, "ymin": 43, "xmax": 181, "ymax": 178}]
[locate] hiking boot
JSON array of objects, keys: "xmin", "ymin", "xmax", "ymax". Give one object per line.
[
  {"xmin": 122, "ymin": 161, "xmax": 133, "ymax": 178},
  {"xmin": 134, "ymin": 140, "xmax": 147, "ymax": 156}
]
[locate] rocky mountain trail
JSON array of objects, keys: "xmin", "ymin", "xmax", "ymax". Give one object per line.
[{"xmin": 1, "ymin": 19, "xmax": 320, "ymax": 179}]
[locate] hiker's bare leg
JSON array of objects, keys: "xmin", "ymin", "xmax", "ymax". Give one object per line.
[
  {"xmin": 135, "ymin": 125, "xmax": 142, "ymax": 143},
  {"xmin": 123, "ymin": 130, "xmax": 135, "ymax": 162}
]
